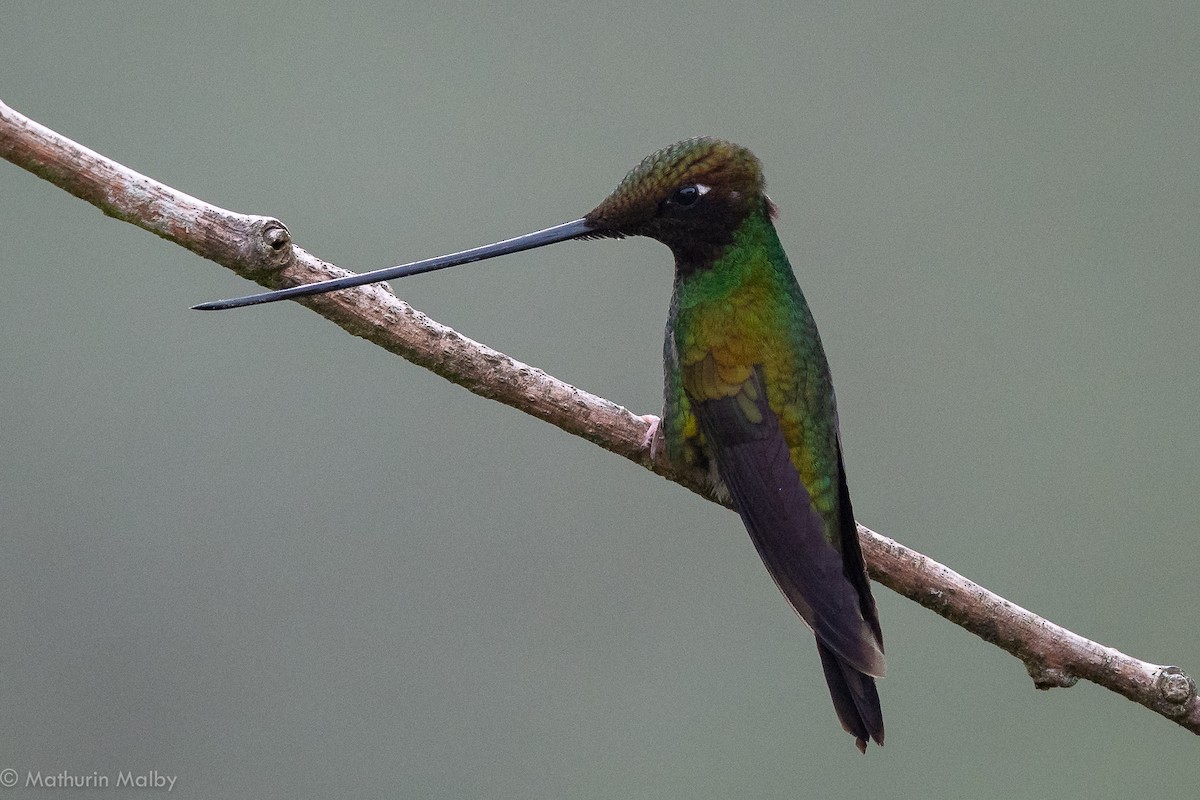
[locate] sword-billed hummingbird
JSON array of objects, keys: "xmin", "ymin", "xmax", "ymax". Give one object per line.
[{"xmin": 195, "ymin": 138, "xmax": 886, "ymax": 751}]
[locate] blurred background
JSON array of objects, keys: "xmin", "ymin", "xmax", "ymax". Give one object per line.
[{"xmin": 2, "ymin": 2, "xmax": 1197, "ymax": 798}]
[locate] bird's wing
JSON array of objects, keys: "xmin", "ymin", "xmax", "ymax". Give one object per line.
[{"xmin": 687, "ymin": 363, "xmax": 885, "ymax": 678}]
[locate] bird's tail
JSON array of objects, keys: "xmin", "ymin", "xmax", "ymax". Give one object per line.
[{"xmin": 817, "ymin": 639, "xmax": 884, "ymax": 753}]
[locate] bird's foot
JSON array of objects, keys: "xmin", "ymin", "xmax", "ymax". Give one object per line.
[{"xmin": 639, "ymin": 414, "xmax": 663, "ymax": 461}]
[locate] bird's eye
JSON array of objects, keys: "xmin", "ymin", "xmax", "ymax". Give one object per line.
[
  {"xmin": 669, "ymin": 185, "xmax": 702, "ymax": 207},
  {"xmin": 663, "ymin": 183, "xmax": 712, "ymax": 214}
]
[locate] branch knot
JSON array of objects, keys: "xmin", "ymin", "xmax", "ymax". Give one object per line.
[
  {"xmin": 1026, "ymin": 661, "xmax": 1079, "ymax": 689},
  {"xmin": 1154, "ymin": 667, "xmax": 1196, "ymax": 716},
  {"xmin": 236, "ymin": 216, "xmax": 292, "ymax": 275}
]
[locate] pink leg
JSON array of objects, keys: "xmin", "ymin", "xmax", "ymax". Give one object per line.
[{"xmin": 639, "ymin": 414, "xmax": 662, "ymax": 460}]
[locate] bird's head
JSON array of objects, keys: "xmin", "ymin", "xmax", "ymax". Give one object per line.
[{"xmin": 584, "ymin": 137, "xmax": 774, "ymax": 265}]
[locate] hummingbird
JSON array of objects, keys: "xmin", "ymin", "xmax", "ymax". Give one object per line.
[{"xmin": 195, "ymin": 138, "xmax": 886, "ymax": 751}]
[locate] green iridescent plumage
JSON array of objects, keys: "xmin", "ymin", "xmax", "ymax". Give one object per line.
[{"xmin": 588, "ymin": 138, "xmax": 885, "ymax": 750}]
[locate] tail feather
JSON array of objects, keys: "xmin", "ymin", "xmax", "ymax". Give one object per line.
[
  {"xmin": 685, "ymin": 373, "xmax": 886, "ymax": 749},
  {"xmin": 817, "ymin": 639, "xmax": 884, "ymax": 754}
]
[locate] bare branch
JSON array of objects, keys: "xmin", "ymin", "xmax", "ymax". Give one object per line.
[
  {"xmin": 860, "ymin": 527, "xmax": 1198, "ymax": 731},
  {"xmin": 3, "ymin": 97, "xmax": 1195, "ymax": 734}
]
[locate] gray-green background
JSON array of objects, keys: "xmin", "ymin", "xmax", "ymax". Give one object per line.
[{"xmin": 2, "ymin": 2, "xmax": 1196, "ymax": 798}]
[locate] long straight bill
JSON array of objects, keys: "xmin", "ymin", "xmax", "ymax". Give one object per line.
[{"xmin": 192, "ymin": 218, "xmax": 594, "ymax": 311}]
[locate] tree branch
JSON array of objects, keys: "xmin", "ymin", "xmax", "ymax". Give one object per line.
[{"xmin": 4, "ymin": 98, "xmax": 1195, "ymax": 734}]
